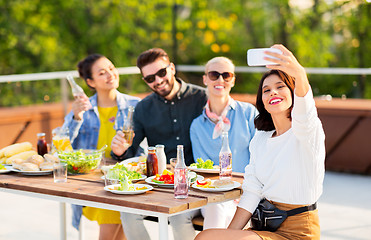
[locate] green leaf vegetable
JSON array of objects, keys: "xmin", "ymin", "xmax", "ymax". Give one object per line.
[
  {"xmin": 58, "ymin": 149, "xmax": 102, "ymax": 174},
  {"xmin": 106, "ymin": 163, "xmax": 142, "ymax": 181},
  {"xmin": 118, "ymin": 175, "xmax": 135, "ymax": 191},
  {"xmin": 190, "ymin": 158, "xmax": 214, "ymax": 169}
]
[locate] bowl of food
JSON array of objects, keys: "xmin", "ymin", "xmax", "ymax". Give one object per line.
[{"xmin": 57, "ymin": 149, "xmax": 103, "ymax": 174}]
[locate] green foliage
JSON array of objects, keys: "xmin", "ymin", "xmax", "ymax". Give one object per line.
[{"xmin": 0, "ymin": 0, "xmax": 370, "ymax": 107}]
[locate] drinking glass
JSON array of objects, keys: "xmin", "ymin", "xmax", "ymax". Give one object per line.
[
  {"xmin": 53, "ymin": 163, "xmax": 67, "ymax": 183},
  {"xmin": 170, "ymin": 158, "xmax": 177, "ymax": 173}
]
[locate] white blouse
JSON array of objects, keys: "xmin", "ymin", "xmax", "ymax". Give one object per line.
[{"xmin": 238, "ymin": 89, "xmax": 325, "ymax": 214}]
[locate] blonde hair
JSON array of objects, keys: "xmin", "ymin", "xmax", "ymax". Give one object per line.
[{"xmin": 205, "ymin": 57, "xmax": 235, "ymax": 73}]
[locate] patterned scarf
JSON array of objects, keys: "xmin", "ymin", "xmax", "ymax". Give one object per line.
[{"xmin": 205, "ymin": 98, "xmax": 231, "ymax": 139}]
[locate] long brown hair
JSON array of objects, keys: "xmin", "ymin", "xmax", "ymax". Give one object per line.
[{"xmin": 254, "ymin": 70, "xmax": 295, "ymax": 131}]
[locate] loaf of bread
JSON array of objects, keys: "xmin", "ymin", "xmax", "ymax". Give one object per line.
[
  {"xmin": 12, "ymin": 158, "xmax": 27, "ymax": 170},
  {"xmin": 44, "ymin": 154, "xmax": 59, "ymax": 163},
  {"xmin": 40, "ymin": 162, "xmax": 53, "ymax": 171},
  {"xmin": 20, "ymin": 162, "xmax": 40, "ymax": 171},
  {"xmin": 26, "ymin": 155, "xmax": 45, "ymax": 166}
]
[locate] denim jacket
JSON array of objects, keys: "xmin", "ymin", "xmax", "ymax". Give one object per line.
[{"xmin": 62, "ymin": 90, "xmax": 140, "ymax": 230}]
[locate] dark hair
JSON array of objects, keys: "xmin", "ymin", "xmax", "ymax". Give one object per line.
[
  {"xmin": 136, "ymin": 48, "xmax": 169, "ymax": 72},
  {"xmin": 254, "ymin": 70, "xmax": 295, "ymax": 131},
  {"xmin": 77, "ymin": 53, "xmax": 104, "ymax": 89}
]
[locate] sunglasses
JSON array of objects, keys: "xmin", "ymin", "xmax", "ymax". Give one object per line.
[
  {"xmin": 142, "ymin": 64, "xmax": 170, "ymax": 83},
  {"xmin": 207, "ymin": 71, "xmax": 234, "ymax": 82}
]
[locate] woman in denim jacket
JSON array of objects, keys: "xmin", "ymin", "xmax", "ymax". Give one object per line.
[{"xmin": 63, "ymin": 54, "xmax": 140, "ymax": 240}]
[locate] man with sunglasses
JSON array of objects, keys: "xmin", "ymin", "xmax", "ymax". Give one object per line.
[{"xmin": 111, "ymin": 48, "xmax": 207, "ymax": 240}]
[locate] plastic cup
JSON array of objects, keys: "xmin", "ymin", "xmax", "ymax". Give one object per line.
[
  {"xmin": 170, "ymin": 158, "xmax": 177, "ymax": 173},
  {"xmin": 53, "ymin": 163, "xmax": 67, "ymax": 183}
]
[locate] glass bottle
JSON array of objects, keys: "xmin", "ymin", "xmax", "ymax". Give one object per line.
[
  {"xmin": 146, "ymin": 147, "xmax": 158, "ymax": 177},
  {"xmin": 37, "ymin": 133, "xmax": 48, "ymax": 156},
  {"xmin": 156, "ymin": 144, "xmax": 167, "ymax": 175},
  {"xmin": 174, "ymin": 145, "xmax": 188, "ymax": 199},
  {"xmin": 123, "ymin": 106, "xmax": 135, "ymax": 148},
  {"xmin": 67, "ymin": 74, "xmax": 86, "ymax": 98},
  {"xmin": 219, "ymin": 131, "xmax": 232, "ymax": 179},
  {"xmin": 66, "ymin": 74, "xmax": 92, "ymax": 109}
]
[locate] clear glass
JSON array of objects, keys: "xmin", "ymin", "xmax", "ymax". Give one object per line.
[
  {"xmin": 53, "ymin": 162, "xmax": 67, "ymax": 183},
  {"xmin": 174, "ymin": 145, "xmax": 188, "ymax": 199},
  {"xmin": 169, "ymin": 158, "xmax": 177, "ymax": 173},
  {"xmin": 219, "ymin": 131, "xmax": 232, "ymax": 179}
]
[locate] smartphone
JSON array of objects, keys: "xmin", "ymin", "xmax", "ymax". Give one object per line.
[{"xmin": 247, "ymin": 48, "xmax": 283, "ymax": 66}]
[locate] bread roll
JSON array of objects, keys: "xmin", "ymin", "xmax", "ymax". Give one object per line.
[
  {"xmin": 26, "ymin": 155, "xmax": 45, "ymax": 166},
  {"xmin": 212, "ymin": 179, "xmax": 234, "ymax": 188},
  {"xmin": 20, "ymin": 163, "xmax": 39, "ymax": 171},
  {"xmin": 44, "ymin": 154, "xmax": 59, "ymax": 163},
  {"xmin": 40, "ymin": 162, "xmax": 53, "ymax": 171},
  {"xmin": 12, "ymin": 158, "xmax": 27, "ymax": 170}
]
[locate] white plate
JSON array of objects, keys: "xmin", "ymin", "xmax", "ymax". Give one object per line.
[
  {"xmin": 191, "ymin": 181, "xmax": 241, "ymax": 192},
  {"xmin": 187, "ymin": 165, "xmax": 220, "ymax": 174},
  {"xmin": 104, "ymin": 183, "xmax": 153, "ymax": 195},
  {"xmin": 101, "ymin": 174, "xmax": 147, "ymax": 182},
  {"xmin": 119, "ymin": 156, "xmax": 140, "ymax": 165},
  {"xmin": 11, "ymin": 168, "xmax": 53, "ymax": 176},
  {"xmin": 145, "ymin": 174, "xmax": 204, "ymax": 188},
  {"xmin": 0, "ymin": 165, "xmax": 13, "ymax": 174}
]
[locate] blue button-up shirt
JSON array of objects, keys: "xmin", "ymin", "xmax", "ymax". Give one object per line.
[{"xmin": 190, "ymin": 99, "xmax": 257, "ymax": 173}]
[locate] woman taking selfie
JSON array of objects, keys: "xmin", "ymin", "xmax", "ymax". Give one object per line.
[
  {"xmin": 190, "ymin": 56, "xmax": 257, "ymax": 229},
  {"xmin": 63, "ymin": 54, "xmax": 140, "ymax": 240},
  {"xmin": 195, "ymin": 44, "xmax": 325, "ymax": 240}
]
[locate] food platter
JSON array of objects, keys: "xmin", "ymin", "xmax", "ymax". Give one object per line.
[
  {"xmin": 187, "ymin": 165, "xmax": 220, "ymax": 174},
  {"xmin": 191, "ymin": 181, "xmax": 241, "ymax": 192},
  {"xmin": 11, "ymin": 168, "xmax": 53, "ymax": 176},
  {"xmin": 104, "ymin": 184, "xmax": 153, "ymax": 195},
  {"xmin": 0, "ymin": 165, "xmax": 13, "ymax": 174}
]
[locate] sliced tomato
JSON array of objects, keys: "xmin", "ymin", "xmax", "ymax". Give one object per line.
[{"xmin": 196, "ymin": 179, "xmax": 210, "ymax": 185}]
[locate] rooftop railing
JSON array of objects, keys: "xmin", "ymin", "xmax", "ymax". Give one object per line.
[{"xmin": 0, "ymin": 65, "xmax": 370, "ymax": 115}]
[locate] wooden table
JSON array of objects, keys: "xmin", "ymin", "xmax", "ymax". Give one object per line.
[{"xmin": 0, "ymin": 169, "xmax": 243, "ymax": 240}]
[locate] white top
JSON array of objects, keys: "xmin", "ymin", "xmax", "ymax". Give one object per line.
[{"xmin": 238, "ymin": 89, "xmax": 325, "ymax": 214}]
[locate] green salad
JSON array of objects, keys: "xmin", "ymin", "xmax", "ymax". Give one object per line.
[
  {"xmin": 118, "ymin": 175, "xmax": 135, "ymax": 191},
  {"xmin": 58, "ymin": 149, "xmax": 102, "ymax": 174},
  {"xmin": 106, "ymin": 163, "xmax": 142, "ymax": 181},
  {"xmin": 190, "ymin": 158, "xmax": 214, "ymax": 169}
]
